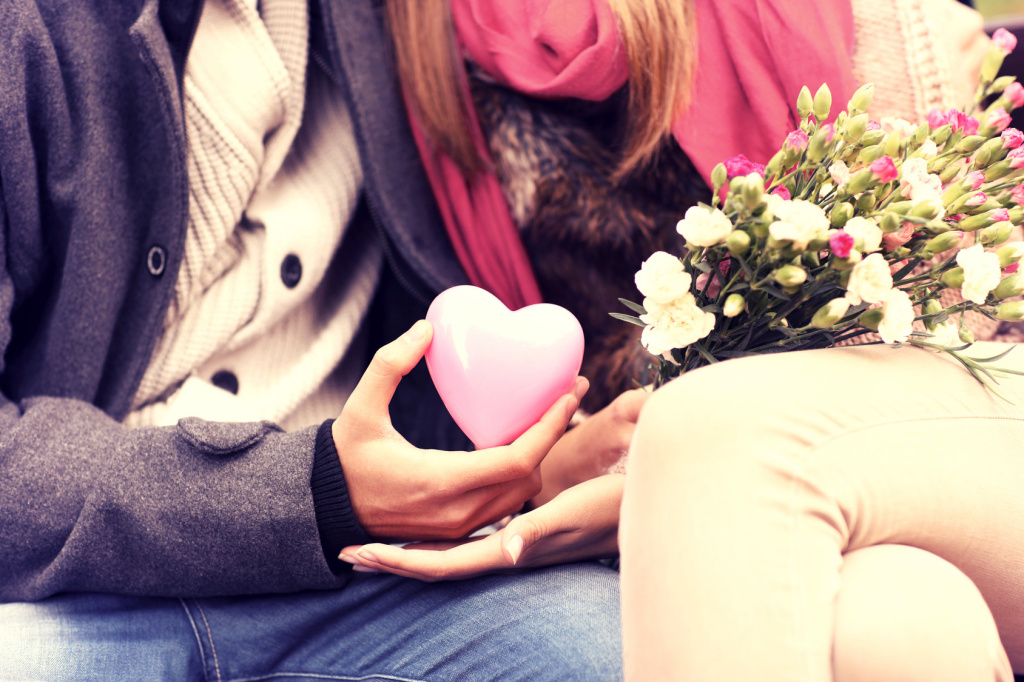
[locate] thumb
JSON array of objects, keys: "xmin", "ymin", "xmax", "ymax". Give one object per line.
[
  {"xmin": 499, "ymin": 507, "xmax": 557, "ymax": 566},
  {"xmin": 344, "ymin": 320, "xmax": 433, "ymax": 421}
]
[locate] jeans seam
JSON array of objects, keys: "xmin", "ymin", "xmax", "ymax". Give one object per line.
[
  {"xmin": 225, "ymin": 674, "xmax": 427, "ymax": 682},
  {"xmin": 195, "ymin": 601, "xmax": 224, "ymax": 682},
  {"xmin": 180, "ymin": 598, "xmax": 212, "ymax": 682}
]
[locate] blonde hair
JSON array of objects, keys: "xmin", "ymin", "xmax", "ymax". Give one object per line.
[{"xmin": 386, "ymin": 0, "xmax": 697, "ymax": 179}]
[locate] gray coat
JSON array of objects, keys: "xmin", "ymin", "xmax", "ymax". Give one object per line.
[{"xmin": 0, "ymin": 0, "xmax": 470, "ymax": 601}]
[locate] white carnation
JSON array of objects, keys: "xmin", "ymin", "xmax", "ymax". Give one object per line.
[
  {"xmin": 842, "ymin": 216, "xmax": 883, "ymax": 253},
  {"xmin": 640, "ymin": 294, "xmax": 716, "ymax": 358},
  {"xmin": 881, "ymin": 117, "xmax": 917, "ymax": 139},
  {"xmin": 957, "ymin": 244, "xmax": 1002, "ymax": 304},
  {"xmin": 845, "ymin": 253, "xmax": 893, "ymax": 305},
  {"xmin": 916, "ymin": 139, "xmax": 938, "ymax": 160},
  {"xmin": 930, "ymin": 320, "xmax": 960, "ymax": 347},
  {"xmin": 676, "ymin": 205, "xmax": 733, "ymax": 248},
  {"xmin": 768, "ymin": 199, "xmax": 830, "ymax": 250},
  {"xmin": 829, "ymin": 160, "xmax": 850, "ymax": 188},
  {"xmin": 635, "ymin": 251, "xmax": 691, "ymax": 304},
  {"xmin": 878, "ymin": 288, "xmax": 914, "ymax": 344},
  {"xmin": 899, "ymin": 157, "xmax": 944, "ymax": 204}
]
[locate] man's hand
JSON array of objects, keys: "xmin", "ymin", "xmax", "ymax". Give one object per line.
[
  {"xmin": 532, "ymin": 388, "xmax": 649, "ymax": 506},
  {"xmin": 338, "ymin": 474, "xmax": 624, "ymax": 581},
  {"xmin": 333, "ymin": 319, "xmax": 587, "ymax": 541}
]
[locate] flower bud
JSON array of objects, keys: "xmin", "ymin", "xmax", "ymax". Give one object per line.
[
  {"xmin": 994, "ymin": 272, "xmax": 1024, "ymax": 300},
  {"xmin": 797, "ymin": 85, "xmax": 814, "ymax": 119},
  {"xmin": 920, "ymin": 230, "xmax": 963, "ymax": 257},
  {"xmin": 942, "ymin": 267, "xmax": 966, "ymax": 289},
  {"xmin": 726, "ymin": 229, "xmax": 751, "ymax": 257},
  {"xmin": 831, "ymin": 202, "xmax": 853, "ymax": 228},
  {"xmin": 958, "ymin": 324, "xmax": 976, "ymax": 344},
  {"xmin": 959, "ymin": 210, "xmax": 1001, "ymax": 232},
  {"xmin": 722, "ymin": 293, "xmax": 745, "ymax": 318},
  {"xmin": 860, "ymin": 129, "xmax": 886, "ymax": 147},
  {"xmin": 979, "ymin": 221, "xmax": 1014, "ymax": 246},
  {"xmin": 971, "ymin": 146, "xmax": 993, "ymax": 172},
  {"xmin": 856, "ymin": 193, "xmax": 877, "ymax": 212},
  {"xmin": 1009, "ymin": 207, "xmax": 1024, "ymax": 224},
  {"xmin": 879, "ymin": 212, "xmax": 901, "ymax": 233},
  {"xmin": 923, "ymin": 298, "xmax": 944, "ymax": 331},
  {"xmin": 984, "ymin": 160, "xmax": 1014, "ymax": 182},
  {"xmin": 996, "ymin": 300, "xmax": 1024, "ymax": 321},
  {"xmin": 911, "ymin": 122, "xmax": 930, "ymax": 146},
  {"xmin": 813, "ymin": 84, "xmax": 832, "ymax": 120},
  {"xmin": 939, "ymin": 164, "xmax": 962, "ymax": 185},
  {"xmin": 884, "ymin": 131, "xmax": 902, "ymax": 158},
  {"xmin": 844, "ymin": 114, "xmax": 869, "ymax": 143},
  {"xmin": 955, "ymin": 135, "xmax": 986, "ymax": 154},
  {"xmin": 910, "ymin": 199, "xmax": 943, "ymax": 220},
  {"xmin": 773, "ymin": 264, "xmax": 807, "ymax": 287},
  {"xmin": 807, "ymin": 129, "xmax": 830, "ymax": 162},
  {"xmin": 888, "ymin": 201, "xmax": 913, "ymax": 216},
  {"xmin": 859, "ymin": 307, "xmax": 883, "ymax": 331},
  {"xmin": 930, "ymin": 124, "xmax": 953, "ymax": 145},
  {"xmin": 848, "ymin": 83, "xmax": 875, "ymax": 116},
  {"xmin": 844, "ymin": 168, "xmax": 875, "ymax": 195},
  {"xmin": 982, "ymin": 47, "xmax": 1007, "ymax": 84},
  {"xmin": 742, "ymin": 176, "xmax": 764, "ymax": 209},
  {"xmin": 997, "ymin": 241, "xmax": 1024, "ymax": 267},
  {"xmin": 711, "ymin": 163, "xmax": 728, "ymax": 191},
  {"xmin": 991, "ymin": 75, "xmax": 1017, "ymax": 93},
  {"xmin": 810, "ymin": 298, "xmax": 851, "ymax": 328},
  {"xmin": 857, "ymin": 144, "xmax": 884, "ymax": 164}
]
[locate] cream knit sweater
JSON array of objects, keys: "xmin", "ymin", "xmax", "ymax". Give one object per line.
[{"xmin": 126, "ymin": 0, "xmax": 379, "ymax": 431}]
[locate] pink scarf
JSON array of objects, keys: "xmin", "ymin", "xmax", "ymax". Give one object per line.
[{"xmin": 406, "ymin": 0, "xmax": 856, "ymax": 309}]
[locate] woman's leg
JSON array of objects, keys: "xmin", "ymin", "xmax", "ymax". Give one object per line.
[
  {"xmin": 834, "ymin": 544, "xmax": 1011, "ymax": 682},
  {"xmin": 620, "ymin": 344, "xmax": 1024, "ymax": 681}
]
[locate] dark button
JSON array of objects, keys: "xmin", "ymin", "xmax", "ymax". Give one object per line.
[
  {"xmin": 147, "ymin": 245, "xmax": 166, "ymax": 277},
  {"xmin": 210, "ymin": 370, "xmax": 239, "ymax": 395},
  {"xmin": 280, "ymin": 253, "xmax": 302, "ymax": 288}
]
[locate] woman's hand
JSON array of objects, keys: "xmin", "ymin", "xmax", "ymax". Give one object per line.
[
  {"xmin": 532, "ymin": 388, "xmax": 649, "ymax": 506},
  {"xmin": 334, "ymin": 319, "xmax": 587, "ymax": 541},
  {"xmin": 338, "ymin": 474, "xmax": 625, "ymax": 581}
]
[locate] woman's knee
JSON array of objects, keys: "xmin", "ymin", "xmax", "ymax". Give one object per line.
[{"xmin": 834, "ymin": 544, "xmax": 1012, "ymax": 682}]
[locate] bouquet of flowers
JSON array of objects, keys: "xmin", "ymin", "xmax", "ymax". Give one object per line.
[{"xmin": 615, "ymin": 29, "xmax": 1024, "ymax": 396}]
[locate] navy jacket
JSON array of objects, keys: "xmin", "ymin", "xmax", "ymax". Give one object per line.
[{"xmin": 0, "ymin": 0, "xmax": 471, "ymax": 600}]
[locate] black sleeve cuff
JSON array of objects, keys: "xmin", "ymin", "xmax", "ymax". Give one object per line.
[{"xmin": 311, "ymin": 419, "xmax": 372, "ymax": 575}]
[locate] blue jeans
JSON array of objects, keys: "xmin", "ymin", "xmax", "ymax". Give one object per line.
[{"xmin": 0, "ymin": 562, "xmax": 621, "ymax": 681}]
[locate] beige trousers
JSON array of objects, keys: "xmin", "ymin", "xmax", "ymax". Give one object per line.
[{"xmin": 621, "ymin": 343, "xmax": 1024, "ymax": 681}]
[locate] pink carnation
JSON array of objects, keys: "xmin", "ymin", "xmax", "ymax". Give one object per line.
[
  {"xmin": 869, "ymin": 156, "xmax": 899, "ymax": 183},
  {"xmin": 821, "ymin": 123, "xmax": 835, "ymax": 143},
  {"xmin": 1001, "ymin": 128, "xmax": 1024, "ymax": 149},
  {"xmin": 1009, "ymin": 146, "xmax": 1024, "ymax": 169},
  {"xmin": 1006, "ymin": 262, "xmax": 1020, "ymax": 274},
  {"xmin": 829, "ymin": 230, "xmax": 855, "ymax": 258},
  {"xmin": 723, "ymin": 154, "xmax": 765, "ymax": 179},
  {"xmin": 785, "ymin": 129, "xmax": 809, "ymax": 151},
  {"xmin": 1011, "ymin": 184, "xmax": 1024, "ymax": 205},
  {"xmin": 993, "ymin": 208, "xmax": 1011, "ymax": 222},
  {"xmin": 866, "ymin": 120, "xmax": 881, "ymax": 131},
  {"xmin": 988, "ymin": 108, "xmax": 1012, "ymax": 132},
  {"xmin": 965, "ymin": 171, "xmax": 986, "ymax": 190},
  {"xmin": 948, "ymin": 109, "xmax": 980, "ymax": 136},
  {"xmin": 993, "ymin": 28, "xmax": 1018, "ymax": 54},
  {"xmin": 883, "ymin": 223, "xmax": 915, "ymax": 252},
  {"xmin": 966, "ymin": 192, "xmax": 988, "ymax": 207},
  {"xmin": 771, "ymin": 186, "xmax": 791, "ymax": 200},
  {"xmin": 1006, "ymin": 82, "xmax": 1024, "ymax": 109},
  {"xmin": 927, "ymin": 108, "xmax": 950, "ymax": 129}
]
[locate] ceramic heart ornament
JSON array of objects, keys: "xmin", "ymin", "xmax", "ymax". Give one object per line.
[{"xmin": 425, "ymin": 285, "xmax": 584, "ymax": 449}]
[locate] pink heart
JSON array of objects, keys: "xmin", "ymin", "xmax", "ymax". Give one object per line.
[{"xmin": 425, "ymin": 286, "xmax": 584, "ymax": 449}]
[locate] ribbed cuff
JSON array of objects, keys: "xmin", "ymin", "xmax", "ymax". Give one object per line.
[{"xmin": 310, "ymin": 419, "xmax": 371, "ymax": 574}]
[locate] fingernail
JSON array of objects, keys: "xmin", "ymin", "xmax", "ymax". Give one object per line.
[
  {"xmin": 565, "ymin": 395, "xmax": 579, "ymax": 419},
  {"xmin": 404, "ymin": 320, "xmax": 428, "ymax": 343},
  {"xmin": 338, "ymin": 553, "xmax": 358, "ymax": 564},
  {"xmin": 351, "ymin": 565, "xmax": 380, "ymax": 574},
  {"xmin": 573, "ymin": 377, "xmax": 588, "ymax": 399},
  {"xmin": 357, "ymin": 549, "xmax": 379, "ymax": 564},
  {"xmin": 505, "ymin": 535, "xmax": 524, "ymax": 565}
]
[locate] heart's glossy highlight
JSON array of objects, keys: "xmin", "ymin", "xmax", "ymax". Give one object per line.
[{"xmin": 425, "ymin": 286, "xmax": 584, "ymax": 449}]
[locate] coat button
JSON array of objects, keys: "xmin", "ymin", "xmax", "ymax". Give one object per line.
[
  {"xmin": 280, "ymin": 254, "xmax": 302, "ymax": 288},
  {"xmin": 211, "ymin": 370, "xmax": 239, "ymax": 395},
  {"xmin": 147, "ymin": 245, "xmax": 166, "ymax": 277}
]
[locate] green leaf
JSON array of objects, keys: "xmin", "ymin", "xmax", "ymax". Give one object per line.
[
  {"xmin": 618, "ymin": 298, "xmax": 647, "ymax": 315},
  {"xmin": 609, "ymin": 312, "xmax": 647, "ymax": 328}
]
